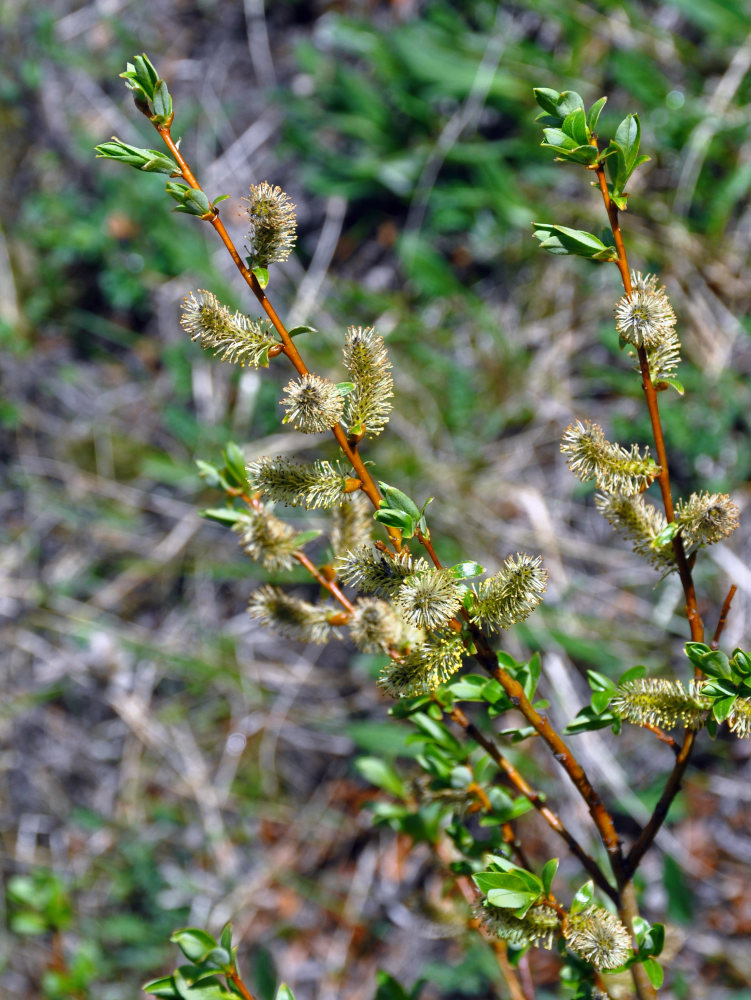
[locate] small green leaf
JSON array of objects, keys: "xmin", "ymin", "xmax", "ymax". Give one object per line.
[
  {"xmin": 290, "ymin": 529, "xmax": 320, "ymax": 548},
  {"xmin": 556, "ymin": 91, "xmax": 585, "ymax": 116},
  {"xmin": 223, "ymin": 442, "xmax": 248, "ymax": 489},
  {"xmin": 10, "ymin": 911, "xmax": 48, "ymax": 935},
  {"xmin": 378, "ymin": 483, "xmax": 421, "ymax": 520},
  {"xmin": 486, "ymin": 887, "xmax": 539, "ymax": 912},
  {"xmin": 355, "ymin": 757, "xmax": 406, "ymax": 798},
  {"xmin": 564, "ymin": 706, "xmax": 620, "ymax": 734},
  {"xmin": 711, "ymin": 694, "xmax": 737, "ymax": 723},
  {"xmin": 587, "ymin": 670, "xmax": 617, "ymax": 694},
  {"xmin": 533, "ymin": 223, "xmax": 617, "ymax": 260},
  {"xmin": 275, "ymin": 986, "xmax": 297, "ymax": 1000},
  {"xmin": 171, "ymin": 928, "xmax": 218, "ymax": 964},
  {"xmin": 143, "ymin": 976, "xmax": 181, "ymax": 998},
  {"xmin": 586, "ymin": 96, "xmax": 607, "ymax": 133},
  {"xmin": 654, "ymin": 522, "xmax": 680, "ymax": 547},
  {"xmin": 373, "ymin": 507, "xmax": 414, "ymax": 535},
  {"xmin": 252, "ymin": 266, "xmax": 269, "ymax": 289},
  {"xmin": 732, "ymin": 649, "xmax": 751, "ymax": 677},
  {"xmin": 542, "ymin": 128, "xmax": 580, "ymax": 151},
  {"xmin": 541, "ymin": 858, "xmax": 559, "ymax": 897},
  {"xmin": 658, "ymin": 375, "xmax": 685, "ymax": 394},
  {"xmin": 533, "ymin": 88, "xmax": 561, "ymax": 117},
  {"xmin": 446, "ymin": 561, "xmax": 484, "ymax": 580},
  {"xmin": 561, "ymin": 108, "xmax": 588, "ymax": 146},
  {"xmin": 220, "ymin": 924, "xmax": 233, "ymax": 954},
  {"xmin": 570, "ymin": 880, "xmax": 594, "ymax": 914},
  {"xmin": 287, "ymin": 325, "xmax": 317, "ymax": 338},
  {"xmin": 201, "ymin": 508, "xmax": 245, "ymax": 525},
  {"xmin": 152, "ymin": 79, "xmax": 173, "ymax": 122},
  {"xmin": 336, "ymin": 382, "xmax": 356, "ymax": 397},
  {"xmin": 618, "ymin": 665, "xmax": 647, "ymax": 686},
  {"xmin": 642, "ymin": 957, "xmax": 664, "ymax": 988},
  {"xmin": 685, "ymin": 644, "xmax": 732, "ymax": 678}
]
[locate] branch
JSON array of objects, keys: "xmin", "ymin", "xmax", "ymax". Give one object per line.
[
  {"xmin": 154, "ymin": 125, "xmax": 399, "ymax": 545},
  {"xmin": 449, "ymin": 706, "xmax": 619, "ymax": 904}
]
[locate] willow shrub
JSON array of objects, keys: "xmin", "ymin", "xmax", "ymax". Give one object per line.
[{"xmin": 96, "ymin": 56, "xmax": 746, "ymax": 1000}]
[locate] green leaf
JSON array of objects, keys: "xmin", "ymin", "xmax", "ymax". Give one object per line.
[
  {"xmin": 564, "ymin": 706, "xmax": 620, "ymax": 734},
  {"xmin": 685, "ymin": 644, "xmax": 732, "ymax": 678},
  {"xmin": 542, "ymin": 128, "xmax": 579, "ymax": 151},
  {"xmin": 660, "ymin": 375, "xmax": 686, "ymax": 396},
  {"xmin": 288, "ymin": 325, "xmax": 317, "ymax": 338},
  {"xmin": 378, "ymin": 483, "xmax": 421, "ymax": 520},
  {"xmin": 355, "ymin": 756, "xmax": 406, "ymax": 798},
  {"xmin": 173, "ymin": 973, "xmax": 236, "ymax": 1000},
  {"xmin": 165, "ymin": 182, "xmax": 213, "ymax": 217},
  {"xmin": 541, "ymin": 858, "xmax": 558, "ymax": 897},
  {"xmin": 711, "ymin": 694, "xmax": 737, "ymax": 723},
  {"xmin": 373, "ymin": 507, "xmax": 414, "ymax": 535},
  {"xmin": 201, "ymin": 508, "xmax": 245, "ymax": 525},
  {"xmin": 10, "ymin": 911, "xmax": 48, "ymax": 935},
  {"xmin": 486, "ymin": 886, "xmax": 539, "ymax": 912},
  {"xmin": 618, "ymin": 665, "xmax": 647, "ymax": 686},
  {"xmin": 445, "ymin": 674, "xmax": 488, "ymax": 701},
  {"xmin": 556, "ymin": 91, "xmax": 585, "ymax": 116},
  {"xmin": 336, "ymin": 381, "xmax": 356, "ymax": 397},
  {"xmin": 275, "ymin": 986, "xmax": 297, "ymax": 1000},
  {"xmin": 615, "ymin": 114, "xmax": 642, "ymax": 177},
  {"xmin": 410, "ymin": 712, "xmax": 462, "ymax": 753},
  {"xmin": 644, "ymin": 920, "xmax": 666, "ymax": 956},
  {"xmin": 586, "ymin": 96, "xmax": 607, "ymax": 133},
  {"xmin": 196, "ymin": 460, "xmax": 224, "ymax": 489},
  {"xmin": 171, "ymin": 928, "xmax": 218, "ymax": 964},
  {"xmin": 446, "ymin": 561, "xmax": 484, "ymax": 580},
  {"xmin": 654, "ymin": 521, "xmax": 679, "ymax": 547},
  {"xmin": 533, "ymin": 88, "xmax": 561, "ymax": 117},
  {"xmin": 290, "ymin": 529, "xmax": 320, "ymax": 548},
  {"xmin": 561, "ymin": 108, "xmax": 588, "ymax": 146},
  {"xmin": 252, "ymin": 266, "xmax": 269, "ymax": 289},
  {"xmin": 532, "ymin": 223, "xmax": 618, "ymax": 261},
  {"xmin": 223, "ymin": 442, "xmax": 248, "ymax": 490},
  {"xmin": 587, "ymin": 670, "xmax": 617, "ymax": 694},
  {"xmin": 642, "ymin": 957, "xmax": 664, "ymax": 989},
  {"xmin": 731, "ymin": 650, "xmax": 751, "ymax": 678},
  {"xmin": 570, "ymin": 880, "xmax": 594, "ymax": 914},
  {"xmin": 143, "ymin": 976, "xmax": 181, "ymax": 998},
  {"xmin": 152, "ymin": 79, "xmax": 173, "ymax": 122},
  {"xmin": 220, "ymin": 924, "xmax": 233, "ymax": 954}
]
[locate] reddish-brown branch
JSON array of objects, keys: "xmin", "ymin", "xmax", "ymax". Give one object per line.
[
  {"xmin": 625, "ymin": 731, "xmax": 695, "ymax": 877},
  {"xmin": 241, "ymin": 492, "xmax": 356, "ymax": 613},
  {"xmin": 227, "ymin": 969, "xmax": 257, "ymax": 1000},
  {"xmin": 711, "ymin": 584, "xmax": 737, "ymax": 649},
  {"xmin": 593, "ymin": 163, "xmax": 703, "ymax": 643},
  {"xmin": 449, "ymin": 706, "xmax": 618, "ymax": 902},
  {"xmin": 466, "ymin": 631, "xmax": 626, "ymax": 885},
  {"xmin": 592, "ymin": 162, "xmax": 709, "ymax": 925},
  {"xmin": 295, "ymin": 550, "xmax": 356, "ymax": 613},
  {"xmin": 156, "ymin": 126, "xmax": 397, "ymax": 542},
  {"xmin": 432, "ymin": 839, "xmax": 531, "ymax": 1000},
  {"xmin": 643, "ymin": 723, "xmax": 679, "ymax": 754}
]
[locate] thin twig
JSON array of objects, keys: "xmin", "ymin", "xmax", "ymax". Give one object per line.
[
  {"xmin": 711, "ymin": 584, "xmax": 737, "ymax": 649},
  {"xmin": 449, "ymin": 706, "xmax": 618, "ymax": 903},
  {"xmin": 154, "ymin": 125, "xmax": 397, "ymax": 541}
]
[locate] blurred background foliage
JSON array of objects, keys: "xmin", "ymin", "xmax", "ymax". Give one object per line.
[{"xmin": 2, "ymin": 0, "xmax": 751, "ymax": 997}]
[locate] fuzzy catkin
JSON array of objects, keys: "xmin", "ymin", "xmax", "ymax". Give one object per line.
[
  {"xmin": 342, "ymin": 326, "xmax": 394, "ymax": 437},
  {"xmin": 561, "ymin": 419, "xmax": 657, "ymax": 495},
  {"xmin": 245, "ymin": 181, "xmax": 297, "ymax": 266},
  {"xmin": 180, "ymin": 290, "xmax": 277, "ymax": 367}
]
